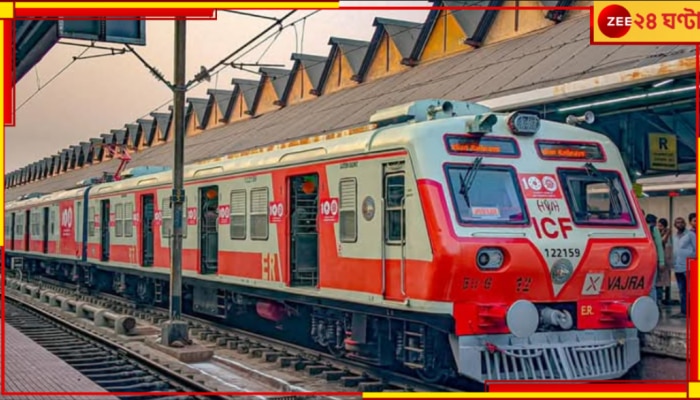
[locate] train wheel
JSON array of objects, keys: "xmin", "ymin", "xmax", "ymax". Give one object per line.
[
  {"xmin": 327, "ymin": 343, "xmax": 346, "ymax": 357},
  {"xmin": 416, "ymin": 366, "xmax": 450, "ymax": 384}
]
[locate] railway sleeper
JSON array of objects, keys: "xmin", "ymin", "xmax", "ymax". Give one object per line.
[
  {"xmin": 107, "ymin": 382, "xmax": 171, "ymax": 392},
  {"xmin": 306, "ymin": 364, "xmax": 331, "ymax": 376},
  {"xmin": 339, "ymin": 375, "xmax": 369, "ymax": 387},
  {"xmin": 57, "ymin": 351, "xmax": 111, "ymax": 361},
  {"xmin": 277, "ymin": 356, "xmax": 299, "ymax": 368},
  {"xmin": 93, "ymin": 376, "xmax": 158, "ymax": 388},
  {"xmin": 48, "ymin": 347, "xmax": 101, "ymax": 356},
  {"xmin": 81, "ymin": 366, "xmax": 148, "ymax": 379},
  {"xmin": 358, "ymin": 381, "xmax": 385, "ymax": 392},
  {"xmin": 320, "ymin": 370, "xmax": 347, "ymax": 381},
  {"xmin": 70, "ymin": 359, "xmax": 128, "ymax": 368},
  {"xmin": 37, "ymin": 341, "xmax": 87, "ymax": 349},
  {"xmin": 79, "ymin": 365, "xmax": 140, "ymax": 375}
]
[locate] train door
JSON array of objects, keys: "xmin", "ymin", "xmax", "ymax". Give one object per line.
[
  {"xmin": 9, "ymin": 212, "xmax": 15, "ymax": 250},
  {"xmin": 100, "ymin": 200, "xmax": 110, "ymax": 261},
  {"xmin": 199, "ymin": 186, "xmax": 219, "ymax": 274},
  {"xmin": 141, "ymin": 194, "xmax": 155, "ymax": 267},
  {"xmin": 289, "ymin": 174, "xmax": 319, "ymax": 287},
  {"xmin": 24, "ymin": 210, "xmax": 30, "ymax": 251},
  {"xmin": 382, "ymin": 162, "xmax": 406, "ymax": 301},
  {"xmin": 42, "ymin": 207, "xmax": 50, "ymax": 253}
]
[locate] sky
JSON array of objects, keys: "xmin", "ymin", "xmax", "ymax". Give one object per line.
[{"xmin": 6, "ymin": 1, "xmax": 431, "ymax": 172}]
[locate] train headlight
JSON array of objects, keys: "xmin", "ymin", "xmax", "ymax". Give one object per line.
[
  {"xmin": 507, "ymin": 111, "xmax": 540, "ymax": 136},
  {"xmin": 476, "ymin": 248, "xmax": 504, "ymax": 270},
  {"xmin": 609, "ymin": 247, "xmax": 632, "ymax": 269}
]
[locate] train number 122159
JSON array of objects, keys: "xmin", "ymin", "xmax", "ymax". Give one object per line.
[{"xmin": 544, "ymin": 248, "xmax": 581, "ymax": 258}]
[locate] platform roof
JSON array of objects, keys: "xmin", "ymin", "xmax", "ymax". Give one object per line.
[{"xmin": 6, "ymin": 13, "xmax": 695, "ymax": 199}]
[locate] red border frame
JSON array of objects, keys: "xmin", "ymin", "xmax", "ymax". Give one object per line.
[{"xmin": 1, "ymin": 2, "xmax": 697, "ymax": 398}]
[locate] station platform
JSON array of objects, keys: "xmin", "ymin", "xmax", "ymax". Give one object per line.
[
  {"xmin": 642, "ymin": 303, "xmax": 687, "ymax": 360},
  {"xmin": 3, "ymin": 322, "xmax": 119, "ymax": 399}
]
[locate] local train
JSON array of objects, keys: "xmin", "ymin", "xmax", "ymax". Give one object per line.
[{"xmin": 4, "ymin": 99, "xmax": 660, "ymax": 383}]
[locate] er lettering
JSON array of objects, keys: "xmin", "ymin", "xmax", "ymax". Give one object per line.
[
  {"xmin": 607, "ymin": 16, "xmax": 631, "ymax": 27},
  {"xmin": 581, "ymin": 305, "xmax": 594, "ymax": 316}
]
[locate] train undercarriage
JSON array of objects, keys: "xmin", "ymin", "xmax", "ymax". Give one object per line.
[{"xmin": 5, "ymin": 255, "xmax": 461, "ymax": 385}]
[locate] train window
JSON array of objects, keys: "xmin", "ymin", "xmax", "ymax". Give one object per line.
[
  {"xmin": 162, "ymin": 197, "xmax": 187, "ymax": 239},
  {"xmin": 230, "ymin": 189, "xmax": 247, "ymax": 240},
  {"xmin": 384, "ymin": 173, "xmax": 405, "ymax": 244},
  {"xmin": 162, "ymin": 198, "xmax": 172, "ymax": 238},
  {"xmin": 339, "ymin": 178, "xmax": 357, "ymax": 243},
  {"xmin": 558, "ymin": 168, "xmax": 636, "ymax": 226},
  {"xmin": 250, "ymin": 187, "xmax": 269, "ymax": 241},
  {"xmin": 88, "ymin": 206, "xmax": 95, "ymax": 237},
  {"xmin": 445, "ymin": 165, "xmax": 527, "ymax": 225},
  {"xmin": 125, "ymin": 202, "xmax": 134, "ymax": 237},
  {"xmin": 31, "ymin": 211, "xmax": 40, "ymax": 237},
  {"xmin": 115, "ymin": 204, "xmax": 124, "ymax": 237}
]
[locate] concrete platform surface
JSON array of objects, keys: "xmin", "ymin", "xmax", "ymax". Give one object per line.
[
  {"xmin": 642, "ymin": 304, "xmax": 687, "ymax": 360},
  {"xmin": 3, "ymin": 322, "xmax": 119, "ymax": 399}
]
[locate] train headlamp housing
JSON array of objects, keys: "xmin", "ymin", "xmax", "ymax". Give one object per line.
[
  {"xmin": 476, "ymin": 247, "xmax": 505, "ymax": 270},
  {"xmin": 609, "ymin": 247, "xmax": 632, "ymax": 269},
  {"xmin": 507, "ymin": 111, "xmax": 540, "ymax": 136}
]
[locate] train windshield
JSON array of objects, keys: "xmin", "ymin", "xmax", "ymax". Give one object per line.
[
  {"xmin": 445, "ymin": 164, "xmax": 527, "ymax": 224},
  {"xmin": 557, "ymin": 166, "xmax": 636, "ymax": 226}
]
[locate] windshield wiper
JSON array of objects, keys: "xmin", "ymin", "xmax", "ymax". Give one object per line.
[
  {"xmin": 584, "ymin": 162, "xmax": 622, "ymax": 217},
  {"xmin": 459, "ymin": 157, "xmax": 484, "ymax": 208}
]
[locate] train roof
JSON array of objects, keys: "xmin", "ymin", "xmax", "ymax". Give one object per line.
[{"xmin": 7, "ymin": 13, "xmax": 691, "ymax": 202}]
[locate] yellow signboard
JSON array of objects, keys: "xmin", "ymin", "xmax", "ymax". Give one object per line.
[
  {"xmin": 648, "ymin": 133, "xmax": 678, "ymax": 171},
  {"xmin": 592, "ymin": 1, "xmax": 700, "ymax": 44}
]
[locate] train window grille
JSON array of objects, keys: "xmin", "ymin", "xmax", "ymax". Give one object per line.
[
  {"xmin": 88, "ymin": 206, "xmax": 95, "ymax": 237},
  {"xmin": 115, "ymin": 203, "xmax": 124, "ymax": 237},
  {"xmin": 339, "ymin": 177, "xmax": 357, "ymax": 243},
  {"xmin": 125, "ymin": 202, "xmax": 134, "ymax": 237},
  {"xmin": 384, "ymin": 173, "xmax": 406, "ymax": 244},
  {"xmin": 32, "ymin": 211, "xmax": 41, "ymax": 238},
  {"xmin": 230, "ymin": 189, "xmax": 247, "ymax": 240},
  {"xmin": 250, "ymin": 188, "xmax": 269, "ymax": 241}
]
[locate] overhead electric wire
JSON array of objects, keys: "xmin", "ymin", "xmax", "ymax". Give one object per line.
[
  {"xmin": 137, "ymin": 10, "xmax": 320, "ymax": 120},
  {"xmin": 17, "ymin": 47, "xmax": 90, "ymax": 112}
]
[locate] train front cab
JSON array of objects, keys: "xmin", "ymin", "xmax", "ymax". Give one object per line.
[{"xmin": 424, "ymin": 110, "xmax": 661, "ymax": 381}]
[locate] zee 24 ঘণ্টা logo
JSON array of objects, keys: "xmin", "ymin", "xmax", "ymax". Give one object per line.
[{"xmin": 598, "ymin": 3, "xmax": 700, "ymax": 39}]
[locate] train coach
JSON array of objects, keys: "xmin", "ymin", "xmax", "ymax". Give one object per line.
[{"xmin": 5, "ymin": 99, "xmax": 660, "ymax": 383}]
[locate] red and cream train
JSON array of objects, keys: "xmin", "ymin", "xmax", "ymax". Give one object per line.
[{"xmin": 4, "ymin": 99, "xmax": 660, "ymax": 383}]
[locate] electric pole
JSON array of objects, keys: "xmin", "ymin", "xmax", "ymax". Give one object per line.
[{"xmin": 162, "ymin": 18, "xmax": 190, "ymax": 346}]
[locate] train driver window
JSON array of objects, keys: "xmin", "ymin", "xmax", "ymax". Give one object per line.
[
  {"xmin": 558, "ymin": 168, "xmax": 635, "ymax": 226},
  {"xmin": 446, "ymin": 165, "xmax": 526, "ymax": 224}
]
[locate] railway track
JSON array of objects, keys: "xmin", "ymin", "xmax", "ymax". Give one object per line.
[
  {"xmin": 4, "ymin": 297, "xmax": 230, "ymax": 400},
  {"xmin": 7, "ymin": 274, "xmax": 472, "ymax": 394}
]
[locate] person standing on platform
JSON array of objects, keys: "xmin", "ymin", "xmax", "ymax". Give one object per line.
[
  {"xmin": 646, "ymin": 214, "xmax": 665, "ymax": 303},
  {"xmin": 657, "ymin": 218, "xmax": 673, "ymax": 305},
  {"xmin": 672, "ymin": 217, "xmax": 696, "ymax": 319}
]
